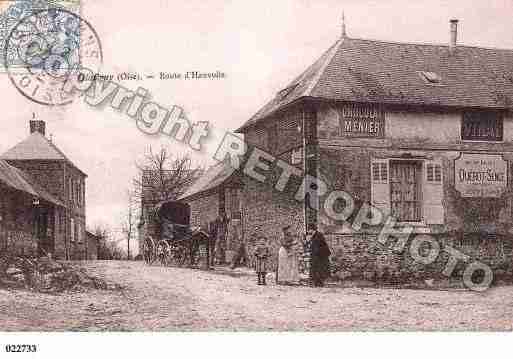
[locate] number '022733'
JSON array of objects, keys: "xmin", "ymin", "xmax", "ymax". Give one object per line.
[{"xmin": 5, "ymin": 344, "xmax": 37, "ymax": 353}]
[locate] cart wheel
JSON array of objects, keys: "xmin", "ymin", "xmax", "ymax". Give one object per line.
[{"xmin": 143, "ymin": 236, "xmax": 156, "ymax": 265}]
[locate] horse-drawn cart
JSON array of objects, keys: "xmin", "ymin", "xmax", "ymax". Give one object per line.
[{"xmin": 142, "ymin": 200, "xmax": 209, "ymax": 267}]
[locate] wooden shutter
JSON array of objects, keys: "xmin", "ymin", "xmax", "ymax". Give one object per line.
[
  {"xmin": 371, "ymin": 159, "xmax": 390, "ymax": 217},
  {"xmin": 423, "ymin": 160, "xmax": 444, "ymax": 224}
]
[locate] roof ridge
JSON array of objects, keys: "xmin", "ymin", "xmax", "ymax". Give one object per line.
[
  {"xmin": 347, "ymin": 35, "xmax": 513, "ymax": 52},
  {"xmin": 236, "ymin": 34, "xmax": 513, "ymax": 131}
]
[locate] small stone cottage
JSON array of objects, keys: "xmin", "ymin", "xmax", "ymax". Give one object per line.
[{"xmin": 0, "ymin": 118, "xmax": 87, "ymax": 260}]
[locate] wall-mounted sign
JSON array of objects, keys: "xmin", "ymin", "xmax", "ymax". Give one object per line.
[
  {"xmin": 341, "ymin": 103, "xmax": 385, "ymax": 138},
  {"xmin": 454, "ymin": 153, "xmax": 508, "ymax": 198},
  {"xmin": 317, "ymin": 104, "xmax": 385, "ymax": 139}
]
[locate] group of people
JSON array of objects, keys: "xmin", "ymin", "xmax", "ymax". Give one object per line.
[{"xmin": 253, "ymin": 224, "xmax": 331, "ymax": 287}]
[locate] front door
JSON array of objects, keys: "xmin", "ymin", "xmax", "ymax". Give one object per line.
[
  {"xmin": 390, "ymin": 161, "xmax": 422, "ymax": 222},
  {"xmin": 36, "ymin": 207, "xmax": 54, "ymax": 256}
]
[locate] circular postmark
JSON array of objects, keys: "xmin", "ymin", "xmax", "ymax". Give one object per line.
[{"xmin": 3, "ymin": 8, "xmax": 103, "ymax": 106}]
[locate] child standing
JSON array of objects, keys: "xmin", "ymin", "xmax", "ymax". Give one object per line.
[{"xmin": 254, "ymin": 236, "xmax": 271, "ymax": 285}]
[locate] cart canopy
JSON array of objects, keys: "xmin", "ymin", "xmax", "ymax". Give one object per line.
[
  {"xmin": 157, "ymin": 200, "xmax": 190, "ymax": 226},
  {"xmin": 157, "ymin": 200, "xmax": 192, "ymax": 241}
]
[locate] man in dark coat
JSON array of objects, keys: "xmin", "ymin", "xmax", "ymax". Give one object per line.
[{"xmin": 308, "ymin": 224, "xmax": 331, "ymax": 287}]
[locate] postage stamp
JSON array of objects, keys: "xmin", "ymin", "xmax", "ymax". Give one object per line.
[
  {"xmin": 3, "ymin": 5, "xmax": 103, "ymax": 106},
  {"xmin": 0, "ymin": 0, "xmax": 80, "ymax": 71}
]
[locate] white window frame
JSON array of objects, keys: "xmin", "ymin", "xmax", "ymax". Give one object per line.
[
  {"xmin": 70, "ymin": 218, "xmax": 75, "ymax": 243},
  {"xmin": 426, "ymin": 163, "xmax": 442, "ymax": 184}
]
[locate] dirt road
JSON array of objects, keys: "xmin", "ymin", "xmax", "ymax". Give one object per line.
[{"xmin": 1, "ymin": 260, "xmax": 513, "ymax": 331}]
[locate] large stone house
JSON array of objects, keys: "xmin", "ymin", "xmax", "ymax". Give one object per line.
[
  {"xmin": 186, "ymin": 20, "xmax": 513, "ymax": 282},
  {"xmin": 0, "ymin": 119, "xmax": 87, "ymax": 259}
]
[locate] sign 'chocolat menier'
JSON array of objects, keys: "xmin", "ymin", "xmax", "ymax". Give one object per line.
[
  {"xmin": 454, "ymin": 153, "xmax": 508, "ymax": 198},
  {"xmin": 341, "ymin": 103, "xmax": 385, "ymax": 138}
]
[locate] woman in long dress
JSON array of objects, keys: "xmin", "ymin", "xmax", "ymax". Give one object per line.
[{"xmin": 276, "ymin": 225, "xmax": 300, "ymax": 285}]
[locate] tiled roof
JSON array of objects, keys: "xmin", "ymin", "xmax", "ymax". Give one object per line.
[
  {"xmin": 237, "ymin": 37, "xmax": 513, "ymax": 132},
  {"xmin": 1, "ymin": 132, "xmax": 86, "ymax": 175},
  {"xmin": 0, "ymin": 159, "xmax": 65, "ymax": 207},
  {"xmin": 179, "ymin": 161, "xmax": 236, "ymax": 200}
]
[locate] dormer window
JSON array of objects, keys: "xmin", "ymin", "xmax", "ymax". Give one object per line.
[
  {"xmin": 277, "ymin": 84, "xmax": 299, "ymax": 101},
  {"xmin": 419, "ymin": 71, "xmax": 442, "ymax": 85}
]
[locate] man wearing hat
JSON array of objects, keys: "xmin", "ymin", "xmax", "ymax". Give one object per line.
[{"xmin": 308, "ymin": 223, "xmax": 331, "ymax": 287}]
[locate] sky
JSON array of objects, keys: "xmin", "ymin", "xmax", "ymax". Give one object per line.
[{"xmin": 1, "ymin": 0, "xmax": 513, "ymax": 249}]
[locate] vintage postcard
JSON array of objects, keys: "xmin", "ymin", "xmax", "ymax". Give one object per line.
[{"xmin": 0, "ymin": 0, "xmax": 512, "ymax": 357}]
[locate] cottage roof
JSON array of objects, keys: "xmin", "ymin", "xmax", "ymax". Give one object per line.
[
  {"xmin": 1, "ymin": 132, "xmax": 86, "ymax": 176},
  {"xmin": 0, "ymin": 159, "xmax": 65, "ymax": 207},
  {"xmin": 237, "ymin": 37, "xmax": 513, "ymax": 132},
  {"xmin": 179, "ymin": 161, "xmax": 236, "ymax": 201}
]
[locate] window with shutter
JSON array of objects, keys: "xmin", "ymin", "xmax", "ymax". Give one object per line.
[
  {"xmin": 423, "ymin": 160, "xmax": 444, "ymax": 224},
  {"xmin": 371, "ymin": 159, "xmax": 390, "ymax": 217}
]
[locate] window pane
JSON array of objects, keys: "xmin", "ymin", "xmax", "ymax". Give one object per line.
[
  {"xmin": 372, "ymin": 163, "xmax": 380, "ymax": 181},
  {"xmin": 380, "ymin": 163, "xmax": 388, "ymax": 181},
  {"xmin": 434, "ymin": 165, "xmax": 442, "ymax": 182},
  {"xmin": 427, "ymin": 164, "xmax": 434, "ymax": 182},
  {"xmin": 390, "ymin": 161, "xmax": 421, "ymax": 222},
  {"xmin": 462, "ymin": 111, "xmax": 503, "ymax": 141}
]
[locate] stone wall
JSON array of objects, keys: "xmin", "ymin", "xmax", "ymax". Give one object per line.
[
  {"xmin": 0, "ymin": 230, "xmax": 38, "ymax": 256},
  {"xmin": 0, "ymin": 188, "xmax": 38, "ymax": 256},
  {"xmin": 315, "ymin": 103, "xmax": 513, "ymax": 283},
  {"xmin": 241, "ymin": 174, "xmax": 304, "ymax": 271},
  {"xmin": 241, "ymin": 107, "xmax": 307, "ymax": 271},
  {"xmin": 65, "ymin": 163, "xmax": 86, "ymax": 260},
  {"xmin": 188, "ymin": 192, "xmax": 220, "ymax": 228},
  {"xmin": 327, "ymin": 233, "xmax": 513, "ymax": 283},
  {"xmin": 6, "ymin": 160, "xmax": 65, "ymax": 202}
]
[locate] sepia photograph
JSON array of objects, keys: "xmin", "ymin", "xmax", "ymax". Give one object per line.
[{"xmin": 0, "ymin": 0, "xmax": 512, "ymax": 357}]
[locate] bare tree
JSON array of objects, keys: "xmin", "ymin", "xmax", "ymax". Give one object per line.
[
  {"xmin": 121, "ymin": 190, "xmax": 137, "ymax": 260},
  {"xmin": 133, "ymin": 146, "xmax": 203, "ymax": 204},
  {"xmin": 132, "ymin": 146, "xmax": 203, "ymax": 241}
]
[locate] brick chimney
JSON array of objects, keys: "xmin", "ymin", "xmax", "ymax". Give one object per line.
[
  {"xmin": 449, "ymin": 19, "xmax": 458, "ymax": 54},
  {"xmin": 30, "ymin": 115, "xmax": 46, "ymax": 136}
]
